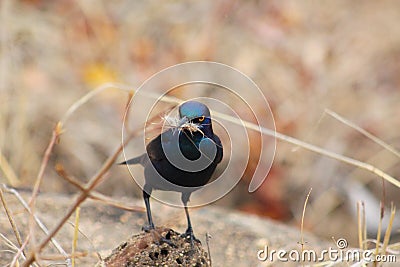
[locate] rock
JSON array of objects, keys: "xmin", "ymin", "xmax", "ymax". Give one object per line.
[{"xmin": 99, "ymin": 227, "xmax": 210, "ymax": 267}]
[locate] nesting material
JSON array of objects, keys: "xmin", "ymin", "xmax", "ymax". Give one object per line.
[{"xmin": 162, "ymin": 114, "xmax": 203, "ymax": 135}]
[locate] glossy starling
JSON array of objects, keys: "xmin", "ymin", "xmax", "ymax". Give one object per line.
[{"xmin": 120, "ymin": 101, "xmax": 223, "ymax": 245}]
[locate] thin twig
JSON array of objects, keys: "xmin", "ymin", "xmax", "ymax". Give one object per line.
[
  {"xmin": 0, "ymin": 232, "xmax": 19, "ymax": 252},
  {"xmin": 20, "ymin": 85, "xmax": 137, "ymax": 265},
  {"xmin": 88, "ymin": 194, "xmax": 145, "ymax": 212},
  {"xmin": 3, "ymin": 184, "xmax": 71, "ymax": 266},
  {"xmin": 27, "ymin": 123, "xmax": 62, "ymax": 260},
  {"xmin": 10, "ymin": 233, "xmax": 30, "ymax": 267},
  {"xmin": 29, "ymin": 123, "xmax": 62, "ymax": 206},
  {"xmin": 0, "ymin": 186, "xmax": 24, "ymax": 251},
  {"xmin": 22, "ymin": 130, "xmax": 138, "ymax": 267},
  {"xmin": 205, "ymin": 233, "xmax": 212, "ymax": 267},
  {"xmin": 21, "ymin": 84, "xmax": 140, "ymax": 265},
  {"xmin": 55, "ymin": 163, "xmax": 144, "ymax": 212}
]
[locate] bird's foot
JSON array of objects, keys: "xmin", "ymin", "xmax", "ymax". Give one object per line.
[
  {"xmin": 141, "ymin": 224, "xmax": 155, "ymax": 232},
  {"xmin": 158, "ymin": 235, "xmax": 176, "ymax": 247},
  {"xmin": 143, "ymin": 226, "xmax": 176, "ymax": 247},
  {"xmin": 180, "ymin": 227, "xmax": 200, "ymax": 249},
  {"xmin": 159, "ymin": 229, "xmax": 177, "ymax": 247}
]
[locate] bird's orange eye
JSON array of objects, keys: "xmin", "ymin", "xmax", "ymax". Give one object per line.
[{"xmin": 198, "ymin": 116, "xmax": 205, "ymax": 122}]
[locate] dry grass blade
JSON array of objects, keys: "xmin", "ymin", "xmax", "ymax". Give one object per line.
[
  {"xmin": 221, "ymin": 111, "xmax": 400, "ymax": 188},
  {"xmin": 64, "ymin": 83, "xmax": 400, "ymax": 189},
  {"xmin": 55, "ymin": 163, "xmax": 144, "ymax": 212},
  {"xmin": 36, "ymin": 251, "xmax": 88, "ymax": 261},
  {"xmin": 27, "ymin": 123, "xmax": 62, "ymax": 261},
  {"xmin": 0, "ymin": 232, "xmax": 32, "ymax": 267},
  {"xmin": 71, "ymin": 207, "xmax": 80, "ymax": 267},
  {"xmin": 326, "ymin": 109, "xmax": 400, "ymax": 159},
  {"xmin": 16, "ymin": 79, "xmax": 400, "ymax": 265},
  {"xmin": 0, "ymin": 186, "xmax": 23, "ymax": 251},
  {"xmin": 20, "ymin": 83, "xmax": 144, "ymax": 265},
  {"xmin": 10, "ymin": 233, "xmax": 30, "ymax": 267},
  {"xmin": 123, "ymin": 90, "xmax": 135, "ymax": 133},
  {"xmin": 374, "ymin": 180, "xmax": 386, "ymax": 263},
  {"xmin": 205, "ymin": 233, "xmax": 212, "ymax": 267},
  {"xmin": 362, "ymin": 202, "xmax": 367, "ymax": 251},
  {"xmin": 29, "ymin": 123, "xmax": 61, "ymax": 206},
  {"xmin": 299, "ymin": 188, "xmax": 312, "ymax": 254},
  {"xmin": 88, "ymin": 193, "xmax": 145, "ymax": 212},
  {"xmin": 0, "ymin": 151, "xmax": 20, "ymax": 187},
  {"xmin": 67, "ymin": 221, "xmax": 103, "ymax": 262},
  {"xmin": 382, "ymin": 203, "xmax": 396, "ymax": 253},
  {"xmin": 357, "ymin": 202, "xmax": 363, "ymax": 250},
  {"xmin": 60, "ymin": 83, "xmax": 133, "ymax": 126},
  {"xmin": 2, "ymin": 184, "xmax": 70, "ymax": 266},
  {"xmin": 0, "ymin": 232, "xmax": 19, "ymax": 252},
  {"xmin": 20, "ymin": 84, "xmax": 137, "ymax": 266},
  {"xmin": 374, "ymin": 207, "xmax": 383, "ymax": 261},
  {"xmin": 131, "ymin": 88, "xmax": 400, "ymax": 189},
  {"xmin": 22, "ymin": 130, "xmax": 138, "ymax": 267}
]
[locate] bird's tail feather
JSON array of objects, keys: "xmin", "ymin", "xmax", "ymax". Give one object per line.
[{"xmin": 118, "ymin": 154, "xmax": 146, "ymax": 166}]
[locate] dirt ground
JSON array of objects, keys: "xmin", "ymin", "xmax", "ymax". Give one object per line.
[{"xmin": 0, "ymin": 192, "xmax": 339, "ymax": 266}]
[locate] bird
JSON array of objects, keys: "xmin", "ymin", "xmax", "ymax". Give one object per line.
[{"xmin": 120, "ymin": 100, "xmax": 223, "ymax": 246}]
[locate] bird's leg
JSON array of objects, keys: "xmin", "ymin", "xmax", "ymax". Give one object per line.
[
  {"xmin": 142, "ymin": 186, "xmax": 175, "ymax": 247},
  {"xmin": 184, "ymin": 206, "xmax": 193, "ymax": 235},
  {"xmin": 181, "ymin": 193, "xmax": 200, "ymax": 248},
  {"xmin": 142, "ymin": 187, "xmax": 154, "ymax": 232}
]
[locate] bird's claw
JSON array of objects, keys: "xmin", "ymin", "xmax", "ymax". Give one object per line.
[
  {"xmin": 141, "ymin": 224, "xmax": 155, "ymax": 232},
  {"xmin": 159, "ymin": 236, "xmax": 176, "ymax": 247},
  {"xmin": 180, "ymin": 228, "xmax": 200, "ymax": 248},
  {"xmin": 143, "ymin": 227, "xmax": 177, "ymax": 247}
]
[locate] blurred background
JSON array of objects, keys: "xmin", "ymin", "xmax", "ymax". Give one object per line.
[{"xmin": 1, "ymin": 0, "xmax": 400, "ymax": 247}]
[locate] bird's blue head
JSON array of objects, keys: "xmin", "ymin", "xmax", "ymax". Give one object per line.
[
  {"xmin": 179, "ymin": 101, "xmax": 211, "ymax": 120},
  {"xmin": 178, "ymin": 101, "xmax": 213, "ymax": 135}
]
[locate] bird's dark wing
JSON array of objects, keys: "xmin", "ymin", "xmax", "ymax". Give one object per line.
[
  {"xmin": 120, "ymin": 129, "xmax": 177, "ymax": 166},
  {"xmin": 213, "ymin": 134, "xmax": 223, "ymax": 164},
  {"xmin": 146, "ymin": 129, "xmax": 175, "ymax": 161}
]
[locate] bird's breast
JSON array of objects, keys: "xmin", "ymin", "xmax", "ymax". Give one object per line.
[{"xmin": 178, "ymin": 134, "xmax": 202, "ymax": 161}]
